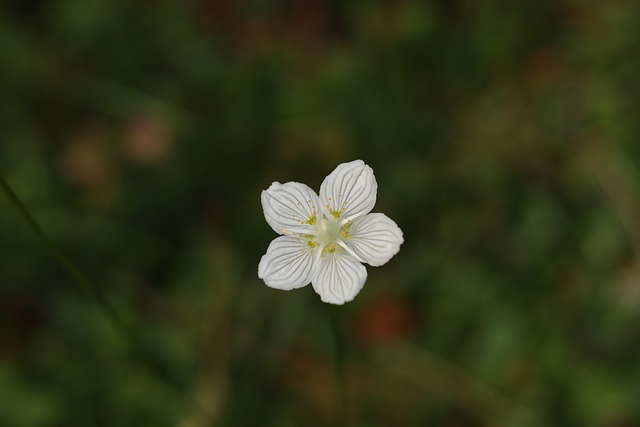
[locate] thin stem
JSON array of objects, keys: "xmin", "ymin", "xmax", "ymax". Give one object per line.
[
  {"xmin": 0, "ymin": 175, "xmax": 191, "ymax": 390},
  {"xmin": 330, "ymin": 307, "xmax": 347, "ymax": 426},
  {"xmin": 0, "ymin": 175, "xmax": 132, "ymax": 340}
]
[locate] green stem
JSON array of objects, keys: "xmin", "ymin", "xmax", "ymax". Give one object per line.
[
  {"xmin": 1, "ymin": 176, "xmax": 193, "ymax": 390},
  {"xmin": 330, "ymin": 307, "xmax": 347, "ymax": 426},
  {"xmin": 0, "ymin": 175, "xmax": 132, "ymax": 341}
]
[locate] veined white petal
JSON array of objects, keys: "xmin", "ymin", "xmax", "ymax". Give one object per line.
[
  {"xmin": 345, "ymin": 213, "xmax": 403, "ymax": 267},
  {"xmin": 261, "ymin": 181, "xmax": 319, "ymax": 235},
  {"xmin": 258, "ymin": 236, "xmax": 315, "ymax": 290},
  {"xmin": 319, "ymin": 160, "xmax": 377, "ymax": 223},
  {"xmin": 312, "ymin": 252, "xmax": 367, "ymax": 305}
]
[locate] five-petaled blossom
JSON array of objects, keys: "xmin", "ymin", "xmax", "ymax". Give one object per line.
[{"xmin": 258, "ymin": 160, "xmax": 403, "ymax": 305}]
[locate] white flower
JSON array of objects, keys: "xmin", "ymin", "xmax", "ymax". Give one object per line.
[{"xmin": 258, "ymin": 160, "xmax": 404, "ymax": 305}]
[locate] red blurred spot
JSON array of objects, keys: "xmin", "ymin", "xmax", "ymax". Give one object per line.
[
  {"xmin": 353, "ymin": 293, "xmax": 414, "ymax": 346},
  {"xmin": 123, "ymin": 114, "xmax": 172, "ymax": 165},
  {"xmin": 59, "ymin": 135, "xmax": 111, "ymax": 188},
  {"xmin": 521, "ymin": 47, "xmax": 566, "ymax": 89}
]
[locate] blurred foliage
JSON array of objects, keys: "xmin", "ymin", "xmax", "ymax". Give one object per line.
[{"xmin": 2, "ymin": 0, "xmax": 640, "ymax": 426}]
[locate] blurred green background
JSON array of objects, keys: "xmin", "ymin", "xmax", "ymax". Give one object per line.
[{"xmin": 2, "ymin": 0, "xmax": 640, "ymax": 426}]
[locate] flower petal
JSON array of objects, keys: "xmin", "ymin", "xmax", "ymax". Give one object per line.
[
  {"xmin": 319, "ymin": 160, "xmax": 377, "ymax": 223},
  {"xmin": 345, "ymin": 213, "xmax": 403, "ymax": 267},
  {"xmin": 258, "ymin": 236, "xmax": 315, "ymax": 290},
  {"xmin": 312, "ymin": 252, "xmax": 367, "ymax": 305},
  {"xmin": 261, "ymin": 181, "xmax": 319, "ymax": 235}
]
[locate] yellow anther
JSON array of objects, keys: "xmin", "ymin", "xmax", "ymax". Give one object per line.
[
  {"xmin": 340, "ymin": 221, "xmax": 352, "ymax": 239},
  {"xmin": 304, "ymin": 212, "xmax": 317, "ymax": 225},
  {"xmin": 322, "ymin": 243, "xmax": 339, "ymax": 256}
]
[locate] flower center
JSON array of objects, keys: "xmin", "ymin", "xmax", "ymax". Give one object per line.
[{"xmin": 316, "ymin": 217, "xmax": 342, "ymax": 246}]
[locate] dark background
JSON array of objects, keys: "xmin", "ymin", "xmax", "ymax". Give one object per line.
[{"xmin": 2, "ymin": 0, "xmax": 640, "ymax": 426}]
